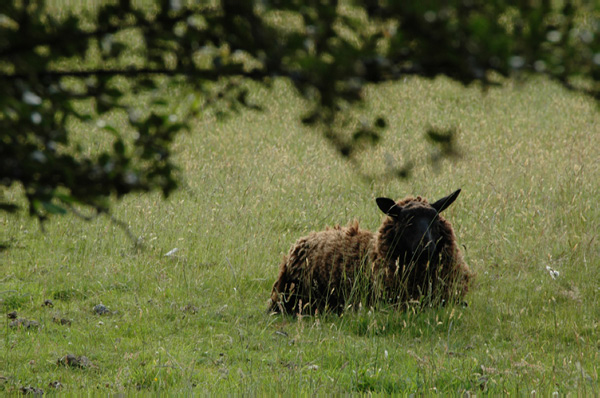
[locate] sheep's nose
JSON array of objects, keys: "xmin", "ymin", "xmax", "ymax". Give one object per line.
[
  {"xmin": 425, "ymin": 241, "xmax": 436, "ymax": 256},
  {"xmin": 414, "ymin": 239, "xmax": 431, "ymax": 254},
  {"xmin": 419, "ymin": 238, "xmax": 436, "ymax": 257}
]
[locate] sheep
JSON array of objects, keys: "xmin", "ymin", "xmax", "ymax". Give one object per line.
[{"xmin": 268, "ymin": 189, "xmax": 472, "ymax": 314}]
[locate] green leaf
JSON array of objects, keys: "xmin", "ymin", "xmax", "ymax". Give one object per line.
[
  {"xmin": 42, "ymin": 201, "xmax": 67, "ymax": 215},
  {"xmin": 98, "ymin": 121, "xmax": 119, "ymax": 136},
  {"xmin": 33, "ymin": 200, "xmax": 67, "ymax": 215},
  {"xmin": 54, "ymin": 193, "xmax": 78, "ymax": 205}
]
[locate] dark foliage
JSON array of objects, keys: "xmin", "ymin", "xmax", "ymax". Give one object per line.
[{"xmin": 1, "ymin": 0, "xmax": 598, "ymax": 220}]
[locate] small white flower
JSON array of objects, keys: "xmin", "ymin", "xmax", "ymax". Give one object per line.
[
  {"xmin": 546, "ymin": 266, "xmax": 559, "ymax": 279},
  {"xmin": 384, "ymin": 350, "xmax": 389, "ymax": 360},
  {"xmin": 165, "ymin": 248, "xmax": 179, "ymax": 257}
]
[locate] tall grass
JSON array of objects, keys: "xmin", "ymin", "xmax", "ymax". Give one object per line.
[{"xmin": 1, "ymin": 72, "xmax": 599, "ymax": 393}]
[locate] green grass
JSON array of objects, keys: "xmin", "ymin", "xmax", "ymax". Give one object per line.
[{"xmin": 1, "ymin": 75, "xmax": 599, "ymax": 394}]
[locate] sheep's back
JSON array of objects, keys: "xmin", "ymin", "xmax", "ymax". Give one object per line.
[
  {"xmin": 272, "ymin": 221, "xmax": 374, "ymax": 313},
  {"xmin": 289, "ymin": 223, "xmax": 374, "ymax": 283}
]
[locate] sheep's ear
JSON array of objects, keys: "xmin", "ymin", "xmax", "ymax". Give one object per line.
[
  {"xmin": 431, "ymin": 189, "xmax": 461, "ymax": 214},
  {"xmin": 376, "ymin": 197, "xmax": 401, "ymax": 217}
]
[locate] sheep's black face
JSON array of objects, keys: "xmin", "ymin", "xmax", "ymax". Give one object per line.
[
  {"xmin": 376, "ymin": 189, "xmax": 461, "ymax": 265},
  {"xmin": 400, "ymin": 209, "xmax": 439, "ymax": 261}
]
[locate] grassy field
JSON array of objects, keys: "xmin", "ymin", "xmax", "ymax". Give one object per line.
[{"xmin": 1, "ymin": 72, "xmax": 599, "ymax": 394}]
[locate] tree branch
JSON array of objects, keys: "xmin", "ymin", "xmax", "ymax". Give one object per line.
[{"xmin": 0, "ymin": 67, "xmax": 271, "ymax": 81}]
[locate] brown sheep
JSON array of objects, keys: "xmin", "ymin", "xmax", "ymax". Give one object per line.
[{"xmin": 269, "ymin": 189, "xmax": 472, "ymax": 314}]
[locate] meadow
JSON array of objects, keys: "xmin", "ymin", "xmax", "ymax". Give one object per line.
[{"xmin": 1, "ymin": 71, "xmax": 599, "ymax": 393}]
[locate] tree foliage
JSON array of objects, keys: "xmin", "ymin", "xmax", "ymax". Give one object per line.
[{"xmin": 1, "ymin": 0, "xmax": 599, "ymax": 220}]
